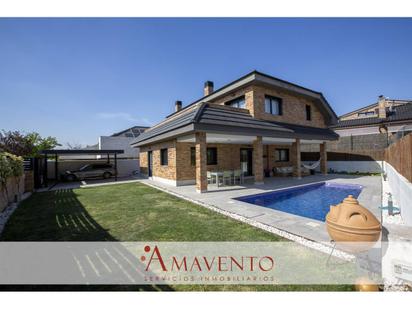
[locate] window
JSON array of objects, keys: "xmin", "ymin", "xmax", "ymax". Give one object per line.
[
  {"xmin": 306, "ymin": 105, "xmax": 312, "ymax": 121},
  {"xmin": 225, "ymin": 96, "xmax": 246, "ymax": 109},
  {"xmin": 160, "ymin": 148, "xmax": 168, "ymax": 166},
  {"xmin": 358, "ymin": 111, "xmax": 375, "ymax": 117},
  {"xmin": 207, "ymin": 148, "xmax": 217, "ymax": 165},
  {"xmin": 275, "ymin": 149, "xmax": 289, "ymax": 162},
  {"xmin": 264, "ymin": 95, "xmax": 282, "ymax": 115},
  {"xmin": 191, "ymin": 147, "xmax": 218, "ymax": 165},
  {"xmin": 190, "ymin": 147, "xmax": 196, "ymax": 166}
]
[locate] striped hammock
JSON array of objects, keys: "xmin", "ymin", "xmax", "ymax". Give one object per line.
[{"xmin": 302, "ymin": 159, "xmax": 321, "ymax": 170}]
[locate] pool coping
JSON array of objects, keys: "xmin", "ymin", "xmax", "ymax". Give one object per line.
[{"xmin": 233, "ymin": 181, "xmax": 364, "ymax": 225}]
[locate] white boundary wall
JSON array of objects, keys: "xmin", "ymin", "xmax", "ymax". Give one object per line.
[
  {"xmin": 383, "ymin": 161, "xmax": 412, "ymax": 226},
  {"xmin": 302, "ymin": 160, "xmax": 383, "ymax": 173}
]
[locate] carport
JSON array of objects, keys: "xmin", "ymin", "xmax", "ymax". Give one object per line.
[{"xmin": 40, "ymin": 149, "xmax": 124, "ymax": 187}]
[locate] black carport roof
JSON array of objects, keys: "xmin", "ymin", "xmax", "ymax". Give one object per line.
[{"xmin": 40, "ymin": 149, "xmax": 124, "ymax": 155}]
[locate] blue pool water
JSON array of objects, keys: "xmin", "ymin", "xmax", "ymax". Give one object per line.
[{"xmin": 235, "ymin": 182, "xmax": 362, "ymax": 222}]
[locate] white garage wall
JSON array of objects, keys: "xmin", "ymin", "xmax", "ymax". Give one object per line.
[{"xmin": 98, "ymin": 136, "xmax": 139, "ymax": 159}]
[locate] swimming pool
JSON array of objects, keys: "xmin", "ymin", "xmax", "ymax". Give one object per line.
[{"xmin": 235, "ymin": 182, "xmax": 363, "ymax": 222}]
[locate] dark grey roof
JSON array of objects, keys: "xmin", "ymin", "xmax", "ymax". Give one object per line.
[
  {"xmin": 332, "ymin": 103, "xmax": 412, "ymax": 129},
  {"xmin": 131, "ymin": 103, "xmax": 338, "ymax": 146},
  {"xmin": 387, "ymin": 104, "xmax": 412, "ymax": 122},
  {"xmin": 166, "ymin": 70, "xmax": 338, "ymax": 125},
  {"xmin": 331, "ymin": 117, "xmax": 383, "ymax": 128}
]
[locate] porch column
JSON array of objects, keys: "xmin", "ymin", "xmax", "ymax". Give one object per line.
[
  {"xmin": 292, "ymin": 138, "xmax": 302, "ymax": 179},
  {"xmin": 195, "ymin": 132, "xmax": 207, "ymax": 193},
  {"xmin": 320, "ymin": 142, "xmax": 327, "ymax": 175},
  {"xmin": 253, "ymin": 136, "xmax": 264, "ymax": 184}
]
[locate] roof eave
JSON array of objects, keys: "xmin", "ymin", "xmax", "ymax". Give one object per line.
[{"xmin": 131, "ymin": 124, "xmax": 196, "ymax": 147}]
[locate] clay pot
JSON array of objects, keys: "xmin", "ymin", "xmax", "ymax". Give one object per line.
[{"xmin": 326, "ymin": 195, "xmax": 381, "ymax": 245}]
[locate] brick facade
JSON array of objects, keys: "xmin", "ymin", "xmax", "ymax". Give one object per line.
[
  {"xmin": 138, "ymin": 81, "xmax": 331, "ymax": 190},
  {"xmin": 210, "ymin": 85, "xmax": 326, "ymax": 128},
  {"xmin": 141, "ymin": 141, "xmax": 300, "ymax": 183},
  {"xmin": 139, "ymin": 140, "xmax": 177, "ymax": 181}
]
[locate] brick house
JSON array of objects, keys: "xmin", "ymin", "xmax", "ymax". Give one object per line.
[
  {"xmin": 332, "ymin": 96, "xmax": 412, "ymax": 137},
  {"xmin": 131, "ymin": 71, "xmax": 339, "ymax": 193}
]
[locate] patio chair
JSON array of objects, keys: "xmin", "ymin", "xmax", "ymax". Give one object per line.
[
  {"xmin": 222, "ymin": 170, "xmax": 233, "ymax": 186},
  {"xmin": 233, "ymin": 169, "xmax": 242, "ymax": 185}
]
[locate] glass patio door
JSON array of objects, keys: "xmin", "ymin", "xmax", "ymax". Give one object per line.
[{"xmin": 240, "ymin": 148, "xmax": 253, "ymax": 176}]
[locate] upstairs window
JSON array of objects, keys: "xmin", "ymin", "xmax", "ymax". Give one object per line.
[
  {"xmin": 225, "ymin": 96, "xmax": 246, "ymax": 109},
  {"xmin": 306, "ymin": 105, "xmax": 312, "ymax": 121},
  {"xmin": 275, "ymin": 149, "xmax": 289, "ymax": 162},
  {"xmin": 207, "ymin": 148, "xmax": 218, "ymax": 165},
  {"xmin": 160, "ymin": 148, "xmax": 168, "ymax": 166},
  {"xmin": 358, "ymin": 111, "xmax": 375, "ymax": 117},
  {"xmin": 264, "ymin": 95, "xmax": 282, "ymax": 115}
]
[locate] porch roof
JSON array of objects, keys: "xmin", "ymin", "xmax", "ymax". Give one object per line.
[{"xmin": 131, "ymin": 103, "xmax": 338, "ymax": 147}]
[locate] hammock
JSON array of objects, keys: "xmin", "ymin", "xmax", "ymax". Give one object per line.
[{"xmin": 302, "ymin": 159, "xmax": 321, "ymax": 170}]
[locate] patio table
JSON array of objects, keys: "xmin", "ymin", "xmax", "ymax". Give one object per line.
[{"xmin": 210, "ymin": 171, "xmax": 234, "ymax": 187}]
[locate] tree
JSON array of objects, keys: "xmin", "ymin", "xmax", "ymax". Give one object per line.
[{"xmin": 0, "ymin": 130, "xmax": 60, "ymax": 157}]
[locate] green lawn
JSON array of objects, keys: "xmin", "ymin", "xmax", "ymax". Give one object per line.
[{"xmin": 0, "ymin": 182, "xmax": 354, "ymax": 291}]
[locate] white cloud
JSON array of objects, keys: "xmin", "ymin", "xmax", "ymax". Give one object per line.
[{"xmin": 96, "ymin": 112, "xmax": 153, "ymax": 126}]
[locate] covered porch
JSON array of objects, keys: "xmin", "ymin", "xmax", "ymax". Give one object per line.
[{"xmin": 177, "ymin": 132, "xmax": 328, "ymax": 193}]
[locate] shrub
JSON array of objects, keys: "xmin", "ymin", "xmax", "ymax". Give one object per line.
[
  {"xmin": 0, "ymin": 152, "xmax": 13, "ymax": 185},
  {"xmin": 0, "ymin": 152, "xmax": 24, "ymax": 202}
]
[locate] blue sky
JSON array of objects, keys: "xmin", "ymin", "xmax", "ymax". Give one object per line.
[{"xmin": 1, "ymin": 18, "xmax": 411, "ymax": 146}]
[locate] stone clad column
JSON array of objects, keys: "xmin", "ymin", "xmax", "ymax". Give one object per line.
[
  {"xmin": 320, "ymin": 142, "xmax": 327, "ymax": 175},
  {"xmin": 253, "ymin": 136, "xmax": 264, "ymax": 184},
  {"xmin": 195, "ymin": 132, "xmax": 207, "ymax": 193},
  {"xmin": 292, "ymin": 138, "xmax": 302, "ymax": 179}
]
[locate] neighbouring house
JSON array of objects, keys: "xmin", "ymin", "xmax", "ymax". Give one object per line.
[
  {"xmin": 59, "ymin": 125, "xmax": 149, "ymax": 160},
  {"xmin": 97, "ymin": 126, "xmax": 149, "ymax": 159},
  {"xmin": 131, "ymin": 71, "xmax": 339, "ymax": 193},
  {"xmin": 304, "ymin": 96, "xmax": 412, "ymax": 175},
  {"xmin": 332, "ymin": 96, "xmax": 412, "ymax": 138}
]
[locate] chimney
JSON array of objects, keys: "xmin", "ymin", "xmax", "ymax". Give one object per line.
[
  {"xmin": 175, "ymin": 100, "xmax": 182, "ymax": 112},
  {"xmin": 204, "ymin": 81, "xmax": 214, "ymax": 96},
  {"xmin": 378, "ymin": 95, "xmax": 387, "ymax": 118}
]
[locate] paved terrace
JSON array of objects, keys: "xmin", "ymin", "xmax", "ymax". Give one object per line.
[{"xmin": 140, "ymin": 174, "xmax": 382, "ymax": 244}]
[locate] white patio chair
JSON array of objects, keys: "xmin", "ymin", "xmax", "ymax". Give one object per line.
[
  {"xmin": 222, "ymin": 170, "xmax": 232, "ymax": 186},
  {"xmin": 233, "ymin": 169, "xmax": 242, "ymax": 185}
]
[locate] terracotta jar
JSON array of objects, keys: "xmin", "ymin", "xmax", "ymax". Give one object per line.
[{"xmin": 326, "ymin": 195, "xmax": 381, "ymax": 244}]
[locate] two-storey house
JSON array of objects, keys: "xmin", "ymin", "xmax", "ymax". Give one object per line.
[{"xmin": 131, "ymin": 71, "xmax": 339, "ymax": 193}]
